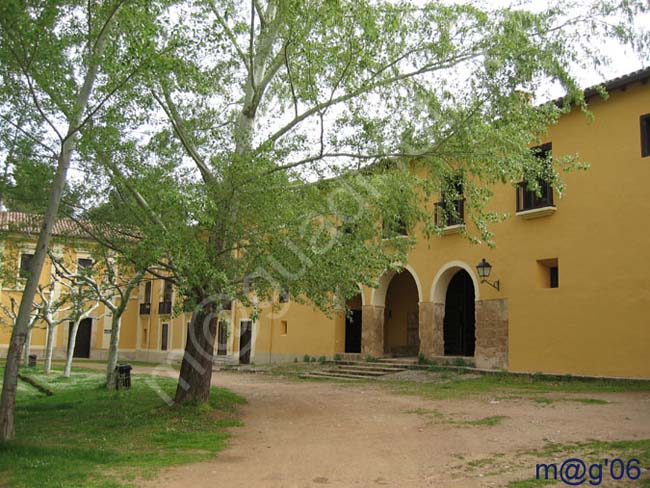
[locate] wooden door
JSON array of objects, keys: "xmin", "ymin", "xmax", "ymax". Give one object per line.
[
  {"xmin": 69, "ymin": 318, "xmax": 92, "ymax": 358},
  {"xmin": 239, "ymin": 320, "xmax": 252, "ymax": 364},
  {"xmin": 161, "ymin": 323, "xmax": 169, "ymax": 351},
  {"xmin": 345, "ymin": 310, "xmax": 362, "ymax": 353},
  {"xmin": 217, "ymin": 321, "xmax": 228, "ymax": 356}
]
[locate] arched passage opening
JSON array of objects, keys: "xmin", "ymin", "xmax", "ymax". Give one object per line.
[
  {"xmin": 345, "ymin": 294, "xmax": 363, "ymax": 353},
  {"xmin": 383, "ymin": 271, "xmax": 420, "ymax": 356},
  {"xmin": 443, "ymin": 270, "xmax": 475, "ymax": 356}
]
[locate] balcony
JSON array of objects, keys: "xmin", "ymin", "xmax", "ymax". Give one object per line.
[
  {"xmin": 516, "ymin": 180, "xmax": 556, "ymax": 219},
  {"xmin": 434, "ymin": 199, "xmax": 465, "ymax": 234},
  {"xmin": 139, "ymin": 303, "xmax": 151, "ymax": 315},
  {"xmin": 158, "ymin": 301, "xmax": 172, "ymax": 315}
]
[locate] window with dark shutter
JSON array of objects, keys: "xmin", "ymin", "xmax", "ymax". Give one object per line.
[
  {"xmin": 516, "ymin": 143, "xmax": 555, "ymax": 212},
  {"xmin": 435, "ymin": 174, "xmax": 465, "ymax": 228},
  {"xmin": 19, "ymin": 253, "xmax": 34, "ymax": 279}
]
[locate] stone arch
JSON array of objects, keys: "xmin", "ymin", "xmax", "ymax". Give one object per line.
[
  {"xmin": 430, "ymin": 260, "xmax": 480, "ymax": 304},
  {"xmin": 371, "ymin": 264, "xmax": 424, "ymax": 307}
]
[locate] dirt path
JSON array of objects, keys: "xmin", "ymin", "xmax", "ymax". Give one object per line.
[{"xmin": 137, "ymin": 369, "xmax": 650, "ymax": 488}]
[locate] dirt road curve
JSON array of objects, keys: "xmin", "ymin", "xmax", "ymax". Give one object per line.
[{"xmin": 140, "ymin": 370, "xmax": 650, "ymax": 488}]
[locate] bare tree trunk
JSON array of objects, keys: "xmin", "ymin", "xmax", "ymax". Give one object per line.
[
  {"xmin": 174, "ymin": 303, "xmax": 218, "ymax": 404},
  {"xmin": 44, "ymin": 324, "xmax": 55, "ymax": 375},
  {"xmin": 105, "ymin": 315, "xmax": 121, "ymax": 389},
  {"xmin": 22, "ymin": 327, "xmax": 33, "ymax": 367},
  {"xmin": 63, "ymin": 319, "xmax": 80, "ymax": 378}
]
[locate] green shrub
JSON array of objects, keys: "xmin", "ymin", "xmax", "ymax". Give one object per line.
[
  {"xmin": 333, "ymin": 353, "xmax": 342, "ymax": 361},
  {"xmin": 453, "ymin": 357, "xmax": 467, "ymax": 367},
  {"xmin": 318, "ymin": 356, "xmax": 326, "ymax": 364},
  {"xmin": 303, "ymin": 354, "xmax": 311, "ymax": 363}
]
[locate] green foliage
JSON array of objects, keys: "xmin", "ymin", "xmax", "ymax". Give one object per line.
[
  {"xmin": 3, "ymin": 0, "xmax": 648, "ymax": 402},
  {"xmin": 317, "ymin": 356, "xmax": 326, "ymax": 364},
  {"xmin": 388, "ymin": 371, "xmax": 650, "ymax": 401},
  {"xmin": 333, "ymin": 353, "xmax": 342, "ymax": 362},
  {"xmin": 61, "ymin": 0, "xmax": 650, "ymax": 324},
  {"xmin": 303, "ymin": 354, "xmax": 311, "ymax": 363},
  {"xmin": 0, "ymin": 368, "xmax": 244, "ymax": 487}
]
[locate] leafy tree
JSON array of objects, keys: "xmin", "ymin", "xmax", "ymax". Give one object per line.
[
  {"xmin": 75, "ymin": 0, "xmax": 649, "ymax": 405},
  {"xmin": 50, "ymin": 250, "xmax": 145, "ymax": 387},
  {"xmin": 0, "ymin": 0, "xmax": 177, "ymax": 440}
]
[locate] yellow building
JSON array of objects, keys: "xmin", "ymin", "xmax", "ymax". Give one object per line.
[
  {"xmin": 226, "ymin": 67, "xmax": 650, "ymax": 379},
  {"xmin": 0, "ymin": 213, "xmax": 192, "ymax": 363},
  {"xmin": 1, "ymin": 67, "xmax": 649, "ymax": 379}
]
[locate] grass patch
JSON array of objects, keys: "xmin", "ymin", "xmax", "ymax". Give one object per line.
[
  {"xmin": 507, "ymin": 478, "xmax": 557, "ymax": 487},
  {"xmin": 0, "ymin": 366, "xmax": 244, "ymax": 487},
  {"xmin": 571, "ymin": 397, "xmax": 609, "ymax": 405},
  {"xmin": 532, "ymin": 396, "xmax": 609, "ymax": 406},
  {"xmin": 462, "ymin": 415, "xmax": 508, "ymax": 426},
  {"xmin": 405, "ymin": 408, "xmax": 508, "ymax": 428},
  {"xmin": 386, "ymin": 370, "xmax": 650, "ymax": 401}
]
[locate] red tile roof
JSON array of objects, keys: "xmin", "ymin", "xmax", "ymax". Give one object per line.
[{"xmin": 0, "ymin": 212, "xmax": 87, "ymax": 238}]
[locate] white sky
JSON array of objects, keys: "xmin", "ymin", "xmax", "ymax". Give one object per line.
[{"xmin": 55, "ymin": 0, "xmax": 650, "ymax": 188}]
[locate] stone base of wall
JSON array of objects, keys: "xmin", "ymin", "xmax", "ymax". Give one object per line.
[
  {"xmin": 475, "ymin": 298, "xmax": 509, "ymax": 369},
  {"xmin": 418, "ymin": 302, "xmax": 445, "ymax": 357},
  {"xmin": 433, "ymin": 303, "xmax": 445, "ymax": 356},
  {"xmin": 361, "ymin": 304, "xmax": 384, "ymax": 357}
]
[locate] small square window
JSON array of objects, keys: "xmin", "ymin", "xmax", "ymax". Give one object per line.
[
  {"xmin": 280, "ymin": 320, "xmax": 288, "ymax": 335},
  {"xmin": 537, "ymin": 258, "xmax": 559, "ymax": 288},
  {"xmin": 641, "ymin": 114, "xmax": 650, "ymax": 157},
  {"xmin": 77, "ymin": 258, "xmax": 93, "ymax": 270},
  {"xmin": 279, "ymin": 290, "xmax": 290, "ymax": 303}
]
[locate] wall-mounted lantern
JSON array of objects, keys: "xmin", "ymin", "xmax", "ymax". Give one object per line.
[{"xmin": 476, "ymin": 258, "xmax": 500, "ymax": 291}]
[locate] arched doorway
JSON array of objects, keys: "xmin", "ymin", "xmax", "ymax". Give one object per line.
[
  {"xmin": 68, "ymin": 318, "xmax": 92, "ymax": 358},
  {"xmin": 345, "ymin": 294, "xmax": 363, "ymax": 353},
  {"xmin": 443, "ymin": 270, "xmax": 475, "ymax": 356},
  {"xmin": 384, "ymin": 271, "xmax": 420, "ymax": 356}
]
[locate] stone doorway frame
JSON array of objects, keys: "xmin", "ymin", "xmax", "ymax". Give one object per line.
[
  {"xmin": 421, "ymin": 260, "xmax": 508, "ymax": 369},
  {"xmin": 361, "ymin": 265, "xmax": 423, "ymax": 357}
]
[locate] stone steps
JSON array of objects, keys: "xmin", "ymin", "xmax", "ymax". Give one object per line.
[
  {"xmin": 332, "ymin": 361, "xmax": 408, "ymax": 373},
  {"xmin": 300, "ymin": 360, "xmax": 408, "ymax": 381},
  {"xmin": 300, "ymin": 370, "xmax": 373, "ymax": 381}
]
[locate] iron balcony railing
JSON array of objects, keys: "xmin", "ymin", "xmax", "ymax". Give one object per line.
[
  {"xmin": 434, "ymin": 199, "xmax": 465, "ymax": 228},
  {"xmin": 516, "ymin": 180, "xmax": 554, "ymax": 212}
]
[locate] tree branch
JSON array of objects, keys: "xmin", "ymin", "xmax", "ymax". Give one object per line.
[
  {"xmin": 150, "ymin": 87, "xmax": 215, "ymax": 183},
  {"xmin": 259, "ymin": 49, "xmax": 483, "ymax": 150}
]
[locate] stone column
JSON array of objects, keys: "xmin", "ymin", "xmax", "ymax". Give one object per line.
[
  {"xmin": 433, "ymin": 303, "xmax": 445, "ymax": 356},
  {"xmin": 418, "ymin": 302, "xmax": 435, "ymax": 357},
  {"xmin": 361, "ymin": 304, "xmax": 384, "ymax": 357},
  {"xmin": 475, "ymin": 298, "xmax": 509, "ymax": 369}
]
